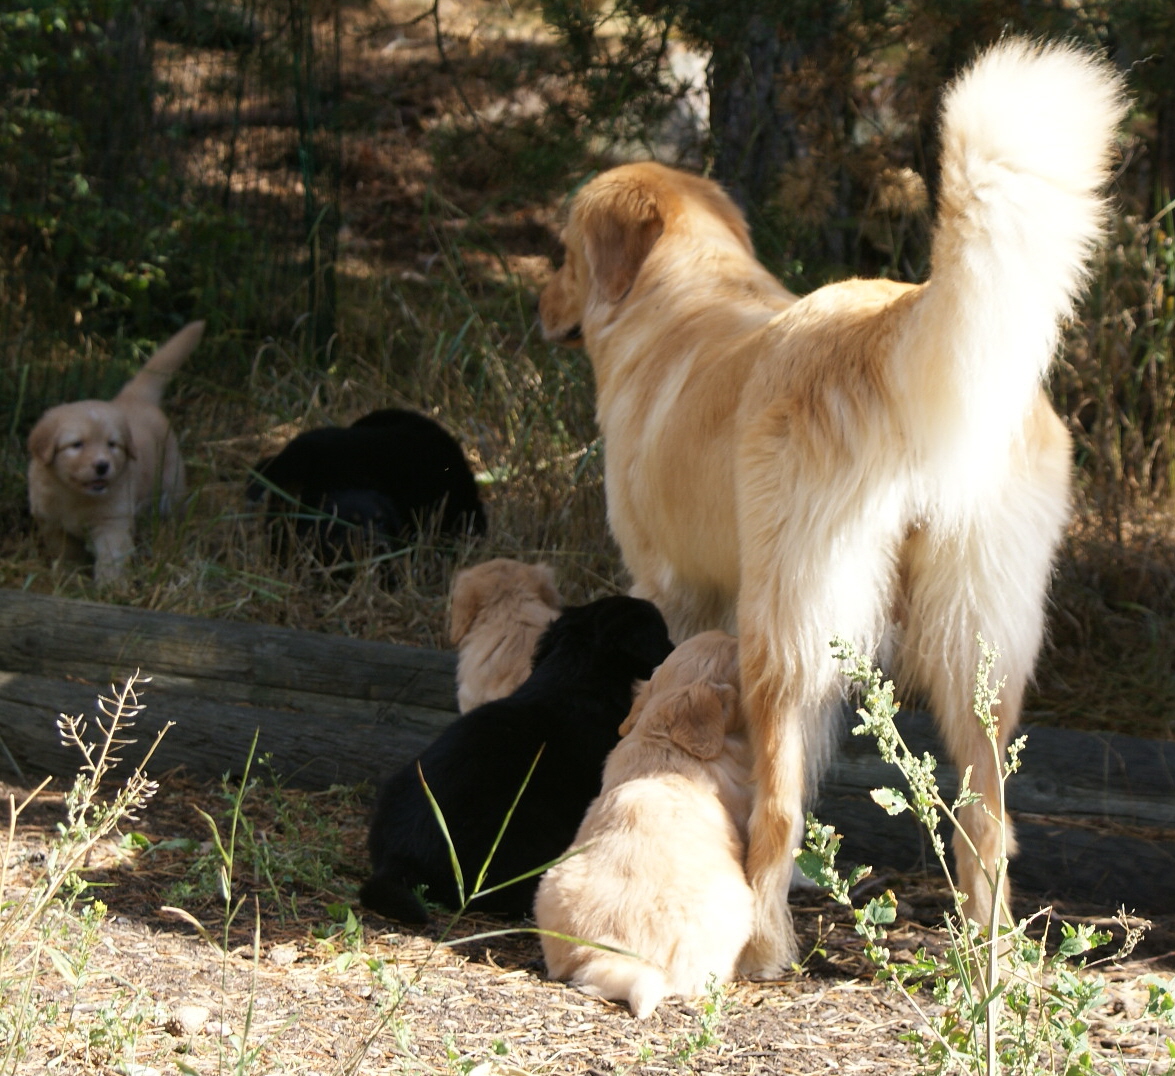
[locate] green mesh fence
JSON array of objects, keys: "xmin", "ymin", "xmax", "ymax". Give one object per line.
[{"xmin": 0, "ymin": 0, "xmax": 342, "ymax": 441}]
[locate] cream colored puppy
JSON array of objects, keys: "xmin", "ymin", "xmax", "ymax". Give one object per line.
[
  {"xmin": 539, "ymin": 40, "xmax": 1127, "ymax": 976},
  {"xmin": 27, "ymin": 321, "xmax": 204, "ymax": 582},
  {"xmin": 534, "ymin": 631, "xmax": 753, "ymax": 1019},
  {"xmin": 449, "ymin": 558, "xmax": 562, "ymax": 712}
]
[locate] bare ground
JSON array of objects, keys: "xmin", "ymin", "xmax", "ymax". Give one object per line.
[{"xmin": 3, "ymin": 773, "xmax": 1173, "ymax": 1075}]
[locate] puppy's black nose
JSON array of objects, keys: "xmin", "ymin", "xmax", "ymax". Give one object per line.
[{"xmin": 95, "ymin": 461, "xmax": 109, "ymax": 476}]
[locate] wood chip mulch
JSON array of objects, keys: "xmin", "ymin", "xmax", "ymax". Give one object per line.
[{"xmin": 2, "ymin": 774, "xmax": 1172, "ymax": 1075}]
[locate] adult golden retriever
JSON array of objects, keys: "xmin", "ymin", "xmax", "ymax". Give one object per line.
[
  {"xmin": 539, "ymin": 39, "xmax": 1127, "ymax": 976},
  {"xmin": 27, "ymin": 321, "xmax": 204, "ymax": 582},
  {"xmin": 534, "ymin": 631, "xmax": 753, "ymax": 1018}
]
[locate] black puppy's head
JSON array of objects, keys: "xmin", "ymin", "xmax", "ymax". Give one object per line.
[{"xmin": 531, "ymin": 595, "xmax": 673, "ymax": 684}]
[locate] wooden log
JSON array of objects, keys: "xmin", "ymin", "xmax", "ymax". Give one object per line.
[
  {"xmin": 1, "ymin": 590, "xmax": 1172, "ymax": 913},
  {"xmin": 0, "ymin": 590, "xmax": 458, "ymax": 787}
]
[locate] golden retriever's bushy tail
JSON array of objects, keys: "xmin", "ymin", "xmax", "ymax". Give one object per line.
[
  {"xmin": 115, "ymin": 320, "xmax": 206, "ymax": 408},
  {"xmin": 902, "ymin": 39, "xmax": 1127, "ymax": 504}
]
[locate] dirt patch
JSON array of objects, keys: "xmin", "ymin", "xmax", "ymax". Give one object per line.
[{"xmin": 3, "ymin": 773, "xmax": 1172, "ymax": 1075}]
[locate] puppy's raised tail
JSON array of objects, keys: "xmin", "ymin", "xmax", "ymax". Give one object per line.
[
  {"xmin": 900, "ymin": 39, "xmax": 1127, "ymax": 504},
  {"xmin": 115, "ymin": 320, "xmax": 206, "ymax": 408}
]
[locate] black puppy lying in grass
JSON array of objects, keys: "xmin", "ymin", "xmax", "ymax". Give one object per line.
[
  {"xmin": 360, "ymin": 596, "xmax": 675, "ymax": 923},
  {"xmin": 248, "ymin": 408, "xmax": 485, "ymax": 566}
]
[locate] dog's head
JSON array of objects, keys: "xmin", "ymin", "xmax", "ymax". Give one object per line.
[
  {"xmin": 449, "ymin": 558, "xmax": 561, "ymax": 645},
  {"xmin": 618, "ymin": 630, "xmax": 740, "ymax": 760},
  {"xmin": 531, "ymin": 594, "xmax": 674, "ymax": 686},
  {"xmin": 28, "ymin": 401, "xmax": 135, "ymax": 497},
  {"xmin": 539, "ymin": 162, "xmax": 755, "ymax": 347}
]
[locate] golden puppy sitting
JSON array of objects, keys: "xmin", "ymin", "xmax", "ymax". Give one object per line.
[
  {"xmin": 27, "ymin": 321, "xmax": 204, "ymax": 582},
  {"xmin": 534, "ymin": 630, "xmax": 753, "ymax": 1019},
  {"xmin": 449, "ymin": 558, "xmax": 562, "ymax": 712}
]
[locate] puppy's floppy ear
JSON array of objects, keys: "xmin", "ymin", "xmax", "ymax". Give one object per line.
[
  {"xmin": 643, "ymin": 683, "xmax": 732, "ymax": 760},
  {"xmin": 577, "ymin": 181, "xmax": 664, "ymax": 304},
  {"xmin": 618, "ymin": 679, "xmax": 652, "ymax": 737},
  {"xmin": 448, "ymin": 567, "xmax": 483, "ymax": 644},
  {"xmin": 532, "ymin": 563, "xmax": 561, "ymax": 611},
  {"xmin": 27, "ymin": 417, "xmax": 60, "ymax": 465}
]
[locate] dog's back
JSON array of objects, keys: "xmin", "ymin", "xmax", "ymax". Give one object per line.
[
  {"xmin": 250, "ymin": 408, "xmax": 485, "ymax": 544},
  {"xmin": 360, "ymin": 595, "xmax": 673, "ymax": 923}
]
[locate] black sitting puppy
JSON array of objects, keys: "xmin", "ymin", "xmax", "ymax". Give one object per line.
[
  {"xmin": 248, "ymin": 409, "xmax": 485, "ymax": 563},
  {"xmin": 360, "ymin": 595, "xmax": 674, "ymax": 923}
]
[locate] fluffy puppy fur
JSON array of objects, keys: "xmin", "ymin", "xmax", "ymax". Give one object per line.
[
  {"xmin": 534, "ymin": 631, "xmax": 753, "ymax": 1019},
  {"xmin": 360, "ymin": 595, "xmax": 674, "ymax": 924},
  {"xmin": 449, "ymin": 558, "xmax": 563, "ymax": 712},
  {"xmin": 27, "ymin": 321, "xmax": 204, "ymax": 582},
  {"xmin": 539, "ymin": 39, "xmax": 1128, "ymax": 975},
  {"xmin": 248, "ymin": 408, "xmax": 486, "ymax": 564}
]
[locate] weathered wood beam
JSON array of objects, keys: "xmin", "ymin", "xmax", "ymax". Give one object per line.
[{"xmin": 1, "ymin": 590, "xmax": 1171, "ymax": 913}]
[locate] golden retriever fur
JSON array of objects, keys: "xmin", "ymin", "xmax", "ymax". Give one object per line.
[
  {"xmin": 449, "ymin": 558, "xmax": 563, "ymax": 712},
  {"xmin": 27, "ymin": 322, "xmax": 204, "ymax": 582},
  {"xmin": 533, "ymin": 631, "xmax": 753, "ymax": 1018},
  {"xmin": 538, "ymin": 40, "xmax": 1127, "ymax": 975}
]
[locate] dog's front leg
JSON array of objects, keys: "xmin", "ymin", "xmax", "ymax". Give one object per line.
[
  {"xmin": 739, "ymin": 704, "xmax": 806, "ymax": 978},
  {"xmin": 90, "ymin": 523, "xmax": 135, "ymax": 583}
]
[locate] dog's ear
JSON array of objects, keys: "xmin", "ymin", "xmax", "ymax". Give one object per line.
[
  {"xmin": 27, "ymin": 418, "xmax": 60, "ymax": 466},
  {"xmin": 121, "ymin": 421, "xmax": 137, "ymax": 461},
  {"xmin": 646, "ymin": 683, "xmax": 730, "ymax": 760},
  {"xmin": 448, "ymin": 568, "xmax": 483, "ymax": 644},
  {"xmin": 578, "ymin": 181, "xmax": 664, "ymax": 304},
  {"xmin": 532, "ymin": 564, "xmax": 561, "ymax": 611},
  {"xmin": 618, "ymin": 679, "xmax": 652, "ymax": 737}
]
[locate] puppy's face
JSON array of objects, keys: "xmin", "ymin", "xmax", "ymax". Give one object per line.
[{"xmin": 28, "ymin": 402, "xmax": 134, "ymax": 497}]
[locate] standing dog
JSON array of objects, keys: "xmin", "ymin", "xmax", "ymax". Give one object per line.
[
  {"xmin": 534, "ymin": 631, "xmax": 753, "ymax": 1018},
  {"xmin": 27, "ymin": 321, "xmax": 204, "ymax": 582},
  {"xmin": 360, "ymin": 595, "xmax": 674, "ymax": 923},
  {"xmin": 449, "ymin": 558, "xmax": 563, "ymax": 712},
  {"xmin": 539, "ymin": 40, "xmax": 1127, "ymax": 975}
]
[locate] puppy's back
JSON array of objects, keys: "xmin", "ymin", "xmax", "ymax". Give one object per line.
[
  {"xmin": 362, "ymin": 596, "xmax": 673, "ymax": 921},
  {"xmin": 450, "ymin": 559, "xmax": 562, "ymax": 712}
]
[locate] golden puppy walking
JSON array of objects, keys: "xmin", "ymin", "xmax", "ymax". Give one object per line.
[
  {"xmin": 540, "ymin": 40, "xmax": 1127, "ymax": 975},
  {"xmin": 27, "ymin": 321, "xmax": 204, "ymax": 582}
]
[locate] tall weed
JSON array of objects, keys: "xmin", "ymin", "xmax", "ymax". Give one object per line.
[{"xmin": 798, "ymin": 641, "xmax": 1175, "ymax": 1076}]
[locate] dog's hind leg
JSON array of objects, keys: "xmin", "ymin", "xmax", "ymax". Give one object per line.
[
  {"xmin": 735, "ymin": 468, "xmax": 903, "ymax": 977},
  {"xmin": 895, "ymin": 416, "xmax": 1070, "ymax": 931}
]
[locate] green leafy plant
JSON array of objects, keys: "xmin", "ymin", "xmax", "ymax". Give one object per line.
[{"xmin": 796, "ymin": 640, "xmax": 1175, "ymax": 1076}]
